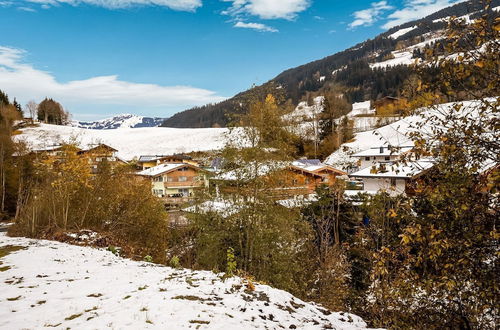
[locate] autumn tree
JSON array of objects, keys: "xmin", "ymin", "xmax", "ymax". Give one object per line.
[
  {"xmin": 190, "ymin": 94, "xmax": 315, "ymax": 296},
  {"xmin": 369, "ymin": 6, "xmax": 499, "ymax": 328}
]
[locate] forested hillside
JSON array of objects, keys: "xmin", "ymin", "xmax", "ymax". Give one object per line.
[{"xmin": 162, "ymin": 0, "xmax": 500, "ymax": 128}]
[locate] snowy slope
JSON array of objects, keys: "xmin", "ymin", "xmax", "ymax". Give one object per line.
[
  {"xmin": 72, "ymin": 114, "xmax": 165, "ymax": 130},
  {"xmin": 15, "ymin": 124, "xmax": 229, "ymax": 160},
  {"xmin": 0, "ymin": 231, "xmax": 371, "ymax": 329}
]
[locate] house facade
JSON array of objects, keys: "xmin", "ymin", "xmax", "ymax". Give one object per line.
[
  {"xmin": 137, "ymin": 163, "xmax": 208, "ymax": 203},
  {"xmin": 352, "ymin": 145, "xmax": 414, "ymax": 171}
]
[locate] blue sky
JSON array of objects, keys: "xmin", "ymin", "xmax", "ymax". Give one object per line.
[{"xmin": 0, "ymin": 0, "xmax": 462, "ymax": 120}]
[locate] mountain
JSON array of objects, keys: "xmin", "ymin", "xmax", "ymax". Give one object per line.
[
  {"xmin": 73, "ymin": 114, "xmax": 165, "ymax": 130},
  {"xmin": 162, "ymin": 0, "xmax": 499, "ymax": 128}
]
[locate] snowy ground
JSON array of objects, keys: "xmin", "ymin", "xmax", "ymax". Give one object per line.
[
  {"xmin": 0, "ymin": 230, "xmax": 371, "ymax": 329},
  {"xmin": 15, "ymin": 124, "xmax": 229, "ymax": 160}
]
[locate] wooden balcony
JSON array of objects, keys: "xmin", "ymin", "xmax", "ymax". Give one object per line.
[{"xmin": 164, "ymin": 177, "xmax": 204, "ymax": 188}]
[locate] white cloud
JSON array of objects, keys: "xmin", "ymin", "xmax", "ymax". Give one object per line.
[
  {"xmin": 349, "ymin": 1, "xmax": 393, "ymax": 29},
  {"xmin": 234, "ymin": 21, "xmax": 278, "ymax": 32},
  {"xmin": 382, "ymin": 0, "xmax": 466, "ymax": 29},
  {"xmin": 223, "ymin": 0, "xmax": 310, "ymax": 20},
  {"xmin": 17, "ymin": 6, "xmax": 37, "ymax": 11},
  {"xmin": 0, "ymin": 46, "xmax": 226, "ymax": 112},
  {"xmin": 23, "ymin": 0, "xmax": 202, "ymax": 11}
]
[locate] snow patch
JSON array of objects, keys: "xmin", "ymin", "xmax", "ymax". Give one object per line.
[{"xmin": 388, "ymin": 26, "xmax": 417, "ymax": 39}]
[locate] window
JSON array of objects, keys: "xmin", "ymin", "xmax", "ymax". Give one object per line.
[
  {"xmin": 153, "ymin": 176, "xmax": 163, "ymax": 182},
  {"xmin": 179, "ymin": 176, "xmax": 187, "ymax": 182},
  {"xmin": 167, "ymin": 177, "xmax": 174, "ymax": 182},
  {"xmin": 292, "ymin": 179, "xmax": 298, "ymax": 185},
  {"xmin": 365, "ymin": 157, "xmax": 370, "ymax": 161},
  {"xmin": 153, "ymin": 189, "xmax": 164, "ymax": 196},
  {"xmin": 390, "ymin": 178, "xmax": 397, "ymax": 187},
  {"xmin": 384, "ymin": 156, "xmax": 390, "ymax": 161},
  {"xmin": 178, "ymin": 167, "xmax": 188, "ymax": 171}
]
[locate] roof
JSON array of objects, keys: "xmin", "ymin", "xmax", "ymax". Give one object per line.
[
  {"xmin": 215, "ymin": 161, "xmax": 328, "ymax": 181},
  {"xmin": 137, "ymin": 155, "xmax": 168, "ymax": 162},
  {"xmin": 137, "ymin": 163, "xmax": 187, "ymax": 177},
  {"xmin": 81, "ymin": 143, "xmax": 118, "ymax": 153},
  {"xmin": 349, "ymin": 160, "xmax": 434, "ymax": 179},
  {"xmin": 352, "ymin": 146, "xmax": 413, "ymax": 158},
  {"xmin": 183, "ymin": 200, "xmax": 243, "ymax": 218},
  {"xmin": 291, "ymin": 160, "xmax": 347, "ymax": 176}
]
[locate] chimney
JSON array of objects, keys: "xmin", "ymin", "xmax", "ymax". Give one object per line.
[{"xmin": 379, "ymin": 146, "xmax": 384, "ymax": 154}]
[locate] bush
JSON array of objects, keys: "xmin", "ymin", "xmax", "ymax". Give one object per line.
[{"xmin": 10, "ymin": 151, "xmax": 169, "ymax": 263}]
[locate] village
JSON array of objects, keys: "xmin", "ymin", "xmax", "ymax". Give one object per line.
[{"xmin": 24, "ymin": 98, "xmax": 436, "ymax": 227}]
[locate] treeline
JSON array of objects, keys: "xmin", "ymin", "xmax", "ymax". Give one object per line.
[{"xmin": 161, "ymin": 0, "xmax": 495, "ymax": 128}]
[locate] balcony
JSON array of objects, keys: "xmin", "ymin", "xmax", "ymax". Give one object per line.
[{"xmin": 164, "ymin": 177, "xmax": 204, "ymax": 188}]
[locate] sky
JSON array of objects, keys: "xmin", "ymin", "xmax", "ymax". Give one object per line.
[{"xmin": 0, "ymin": 0, "xmax": 464, "ymax": 121}]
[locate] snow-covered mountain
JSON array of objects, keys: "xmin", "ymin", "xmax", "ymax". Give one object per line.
[{"xmin": 72, "ymin": 114, "xmax": 164, "ymax": 130}]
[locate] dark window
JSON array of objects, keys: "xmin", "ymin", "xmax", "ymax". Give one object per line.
[
  {"xmin": 385, "ymin": 156, "xmax": 390, "ymax": 161},
  {"xmin": 365, "ymin": 157, "xmax": 370, "ymax": 161}
]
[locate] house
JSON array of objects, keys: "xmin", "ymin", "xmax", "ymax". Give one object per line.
[
  {"xmin": 78, "ymin": 143, "xmax": 124, "ymax": 173},
  {"xmin": 373, "ymin": 96, "xmax": 407, "ymax": 115},
  {"xmin": 291, "ymin": 159, "xmax": 347, "ymax": 184},
  {"xmin": 349, "ymin": 159, "xmax": 434, "ymax": 196},
  {"xmin": 137, "ymin": 154, "xmax": 198, "ymax": 170},
  {"xmin": 213, "ymin": 160, "xmax": 346, "ymax": 200},
  {"xmin": 352, "ymin": 145, "xmax": 414, "ymax": 171},
  {"xmin": 137, "ymin": 162, "xmax": 209, "ymax": 203}
]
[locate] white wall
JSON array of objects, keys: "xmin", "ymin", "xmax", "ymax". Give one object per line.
[
  {"xmin": 358, "ymin": 155, "xmax": 399, "ymax": 170},
  {"xmin": 362, "ymin": 177, "xmax": 406, "ymax": 196}
]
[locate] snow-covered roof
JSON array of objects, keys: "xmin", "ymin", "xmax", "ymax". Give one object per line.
[
  {"xmin": 137, "ymin": 163, "xmax": 187, "ymax": 177},
  {"xmin": 276, "ymin": 194, "xmax": 318, "ymax": 208},
  {"xmin": 350, "ymin": 160, "xmax": 434, "ymax": 179},
  {"xmin": 352, "ymin": 146, "xmax": 413, "ymax": 157},
  {"xmin": 183, "ymin": 200, "xmax": 243, "ymax": 218},
  {"xmin": 291, "ymin": 160, "xmax": 347, "ymax": 175}
]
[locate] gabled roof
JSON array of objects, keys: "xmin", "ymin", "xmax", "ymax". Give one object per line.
[
  {"xmin": 291, "ymin": 160, "xmax": 347, "ymax": 176},
  {"xmin": 349, "ymin": 160, "xmax": 434, "ymax": 179},
  {"xmin": 81, "ymin": 143, "xmax": 118, "ymax": 153},
  {"xmin": 137, "ymin": 162, "xmax": 201, "ymax": 177},
  {"xmin": 138, "ymin": 155, "xmax": 168, "ymax": 163}
]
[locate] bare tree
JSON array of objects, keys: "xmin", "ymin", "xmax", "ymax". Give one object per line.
[{"xmin": 25, "ymin": 100, "xmax": 38, "ymax": 123}]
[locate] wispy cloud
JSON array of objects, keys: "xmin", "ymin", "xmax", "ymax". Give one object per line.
[
  {"xmin": 0, "ymin": 46, "xmax": 226, "ymax": 112},
  {"xmin": 22, "ymin": 0, "xmax": 202, "ymax": 11},
  {"xmin": 382, "ymin": 0, "xmax": 466, "ymax": 29},
  {"xmin": 17, "ymin": 6, "xmax": 37, "ymax": 11},
  {"xmin": 234, "ymin": 21, "xmax": 278, "ymax": 32},
  {"xmin": 222, "ymin": 0, "xmax": 310, "ymax": 20},
  {"xmin": 349, "ymin": 1, "xmax": 393, "ymax": 29}
]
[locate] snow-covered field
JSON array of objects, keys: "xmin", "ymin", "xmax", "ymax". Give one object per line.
[
  {"xmin": 15, "ymin": 124, "xmax": 229, "ymax": 160},
  {"xmin": 0, "ymin": 230, "xmax": 371, "ymax": 329}
]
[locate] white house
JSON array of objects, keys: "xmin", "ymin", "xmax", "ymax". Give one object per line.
[
  {"xmin": 352, "ymin": 145, "xmax": 414, "ymax": 170},
  {"xmin": 349, "ymin": 160, "xmax": 434, "ymax": 196}
]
